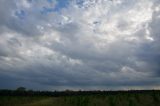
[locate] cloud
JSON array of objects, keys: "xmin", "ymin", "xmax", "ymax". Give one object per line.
[{"xmin": 0, "ymin": 0, "xmax": 160, "ymax": 90}]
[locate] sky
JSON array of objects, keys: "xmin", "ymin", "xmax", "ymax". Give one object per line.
[{"xmin": 0, "ymin": 0, "xmax": 160, "ymax": 91}]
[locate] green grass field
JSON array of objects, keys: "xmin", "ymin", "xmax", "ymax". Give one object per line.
[{"xmin": 0, "ymin": 91, "xmax": 160, "ymax": 106}]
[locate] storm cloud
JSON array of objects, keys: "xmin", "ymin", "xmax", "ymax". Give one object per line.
[{"xmin": 0, "ymin": 0, "xmax": 160, "ymax": 90}]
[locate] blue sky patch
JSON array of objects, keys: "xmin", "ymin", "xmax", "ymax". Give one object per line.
[
  {"xmin": 54, "ymin": 0, "xmax": 69, "ymax": 11},
  {"xmin": 15, "ymin": 10, "xmax": 26, "ymax": 19},
  {"xmin": 41, "ymin": 0, "xmax": 69, "ymax": 14}
]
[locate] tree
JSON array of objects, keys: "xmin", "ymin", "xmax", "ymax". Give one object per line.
[{"xmin": 16, "ymin": 87, "xmax": 26, "ymax": 91}]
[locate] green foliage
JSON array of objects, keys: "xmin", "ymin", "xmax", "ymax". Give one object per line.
[{"xmin": 0, "ymin": 91, "xmax": 160, "ymax": 106}]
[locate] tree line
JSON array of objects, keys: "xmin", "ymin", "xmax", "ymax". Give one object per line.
[{"xmin": 0, "ymin": 87, "xmax": 160, "ymax": 97}]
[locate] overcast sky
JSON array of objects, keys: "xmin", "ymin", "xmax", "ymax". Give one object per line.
[{"xmin": 0, "ymin": 0, "xmax": 160, "ymax": 91}]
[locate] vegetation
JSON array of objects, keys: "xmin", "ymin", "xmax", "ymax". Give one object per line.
[{"xmin": 0, "ymin": 89, "xmax": 160, "ymax": 106}]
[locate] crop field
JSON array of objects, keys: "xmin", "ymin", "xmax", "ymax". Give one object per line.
[{"xmin": 0, "ymin": 90, "xmax": 160, "ymax": 106}]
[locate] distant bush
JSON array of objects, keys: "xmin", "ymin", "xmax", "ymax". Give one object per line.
[{"xmin": 16, "ymin": 87, "xmax": 26, "ymax": 92}]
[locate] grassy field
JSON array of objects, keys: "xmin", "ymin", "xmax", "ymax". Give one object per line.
[{"xmin": 0, "ymin": 91, "xmax": 160, "ymax": 106}]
